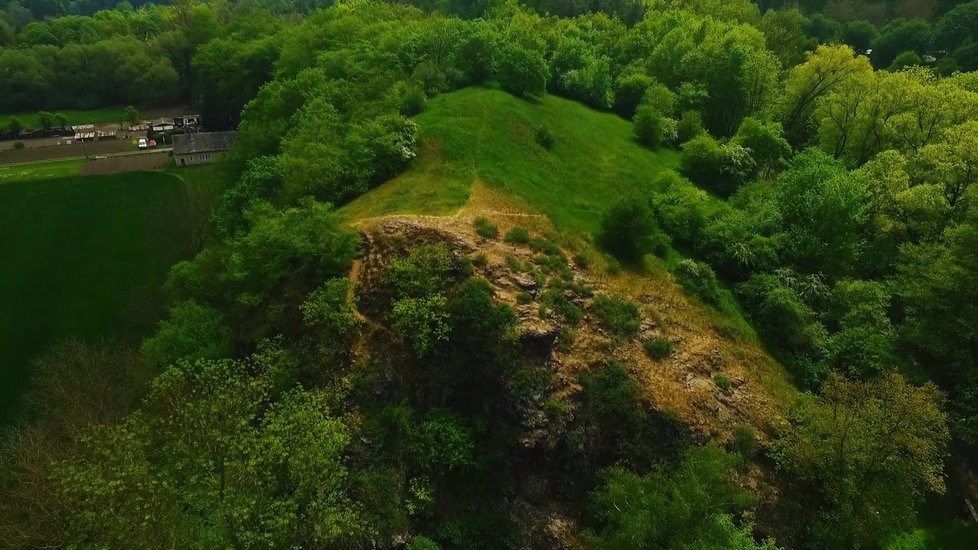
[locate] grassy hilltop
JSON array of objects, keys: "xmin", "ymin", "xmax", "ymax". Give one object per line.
[{"xmin": 342, "ymin": 87, "xmax": 680, "ymax": 233}]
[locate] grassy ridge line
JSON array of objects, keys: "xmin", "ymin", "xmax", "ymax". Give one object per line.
[
  {"xmin": 0, "ymin": 171, "xmax": 205, "ymax": 424},
  {"xmin": 341, "ymin": 87, "xmax": 680, "ymax": 232}
]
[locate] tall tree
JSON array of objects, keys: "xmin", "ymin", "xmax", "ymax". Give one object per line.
[
  {"xmin": 779, "ymin": 45, "xmax": 873, "ymax": 148},
  {"xmin": 772, "ymin": 372, "xmax": 949, "ymax": 548}
]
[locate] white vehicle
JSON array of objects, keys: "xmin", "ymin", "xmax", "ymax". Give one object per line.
[{"xmin": 137, "ymin": 138, "xmax": 148, "ymax": 149}]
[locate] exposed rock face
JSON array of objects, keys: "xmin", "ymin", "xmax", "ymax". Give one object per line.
[
  {"xmin": 350, "ymin": 212, "xmax": 791, "ymax": 546},
  {"xmin": 353, "ymin": 213, "xmax": 786, "ymax": 445}
]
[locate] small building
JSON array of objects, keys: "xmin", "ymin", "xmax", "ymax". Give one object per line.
[
  {"xmin": 175, "ymin": 114, "xmax": 201, "ymax": 128},
  {"xmin": 150, "ymin": 118, "xmax": 175, "ymax": 133},
  {"xmin": 172, "ymin": 131, "xmax": 236, "ymax": 166}
]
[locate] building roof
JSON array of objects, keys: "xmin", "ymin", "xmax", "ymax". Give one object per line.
[
  {"xmin": 151, "ymin": 117, "xmax": 175, "ymax": 127},
  {"xmin": 173, "ymin": 131, "xmax": 237, "ymax": 155}
]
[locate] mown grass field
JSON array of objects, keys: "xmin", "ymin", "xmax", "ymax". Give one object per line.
[
  {"xmin": 0, "ymin": 159, "xmax": 84, "ymax": 183},
  {"xmin": 0, "ymin": 171, "xmax": 203, "ymax": 423},
  {"xmin": 341, "ymin": 87, "xmax": 680, "ymax": 234}
]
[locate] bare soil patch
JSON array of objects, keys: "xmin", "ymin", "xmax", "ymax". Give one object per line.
[
  {"xmin": 0, "ymin": 140, "xmax": 135, "ymax": 164},
  {"xmin": 80, "ymin": 151, "xmax": 170, "ymax": 176}
]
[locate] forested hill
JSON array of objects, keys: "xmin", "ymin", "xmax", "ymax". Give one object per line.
[{"xmin": 3, "ymin": 0, "xmax": 978, "ymax": 549}]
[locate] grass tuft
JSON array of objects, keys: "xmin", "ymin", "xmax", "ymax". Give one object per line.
[
  {"xmin": 474, "ymin": 217, "xmax": 498, "ymax": 239},
  {"xmin": 504, "ymin": 226, "xmax": 531, "ymax": 244},
  {"xmin": 643, "ymin": 337, "xmax": 673, "ymax": 360}
]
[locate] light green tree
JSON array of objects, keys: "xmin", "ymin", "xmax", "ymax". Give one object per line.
[{"xmin": 772, "ymin": 372, "xmax": 949, "ymax": 548}]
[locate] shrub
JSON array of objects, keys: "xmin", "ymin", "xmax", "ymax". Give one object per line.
[
  {"xmin": 533, "ymin": 252, "xmax": 572, "ymax": 279},
  {"xmin": 732, "ymin": 117, "xmax": 791, "ymax": 178},
  {"xmin": 504, "ymin": 255, "xmax": 527, "ymax": 272},
  {"xmin": 642, "ymin": 81, "xmax": 676, "ymax": 116},
  {"xmin": 407, "ymin": 536, "xmax": 439, "ymax": 550},
  {"xmin": 556, "ymin": 325, "xmax": 576, "ymax": 352},
  {"xmin": 573, "ymin": 253, "xmax": 590, "ymax": 270},
  {"xmin": 495, "ymin": 43, "xmax": 549, "ymax": 98},
  {"xmin": 591, "ymin": 295, "xmax": 642, "ymax": 338},
  {"xmin": 504, "ymin": 226, "xmax": 530, "ymax": 244},
  {"xmin": 545, "ymin": 398, "xmax": 569, "ymax": 422},
  {"xmin": 470, "ymin": 253, "xmax": 487, "ymax": 268},
  {"xmin": 12, "ymin": 141, "xmax": 24, "ymax": 150},
  {"xmin": 680, "ymin": 134, "xmax": 757, "ymax": 196},
  {"xmin": 300, "ymin": 279, "xmax": 359, "ymax": 363},
  {"xmin": 400, "ymin": 83, "xmax": 427, "ymax": 116},
  {"xmin": 7, "ymin": 116, "xmax": 23, "ymax": 135},
  {"xmin": 540, "ymin": 283, "xmax": 584, "ymax": 325},
  {"xmin": 410, "ymin": 408, "xmax": 476, "ymax": 472},
  {"xmin": 390, "ymin": 295, "xmax": 450, "ymax": 357},
  {"xmin": 633, "ymin": 104, "xmax": 664, "ymax": 148},
  {"xmin": 474, "ymin": 217, "xmax": 498, "ymax": 239},
  {"xmin": 714, "ymin": 373, "xmax": 732, "ymax": 392},
  {"xmin": 674, "ymin": 259, "xmax": 723, "ymax": 307},
  {"xmin": 890, "ymin": 50, "xmax": 922, "ymax": 70},
  {"xmin": 680, "ymin": 134, "xmax": 724, "ymax": 187},
  {"xmin": 510, "ymin": 365, "xmax": 554, "ymax": 399},
  {"xmin": 737, "ymin": 272, "xmax": 827, "ymax": 356},
  {"xmin": 613, "ymin": 72, "xmax": 654, "ymax": 118},
  {"xmin": 141, "ymin": 300, "xmax": 233, "ymax": 367},
  {"xmin": 643, "ymin": 337, "xmax": 672, "ymax": 360},
  {"xmin": 660, "ymin": 117, "xmax": 679, "ymax": 146},
  {"xmin": 387, "ymin": 243, "xmax": 457, "ymax": 298},
  {"xmin": 529, "ymin": 236, "xmax": 562, "ymax": 256},
  {"xmin": 648, "ymin": 172, "xmax": 711, "ymax": 245},
  {"xmin": 731, "ymin": 424, "xmax": 757, "ymax": 459},
  {"xmin": 676, "ymin": 110, "xmax": 705, "ymax": 143},
  {"xmin": 581, "ymin": 362, "xmax": 639, "ymax": 424},
  {"xmin": 516, "ymin": 291, "xmax": 533, "ymax": 304},
  {"xmin": 534, "ymin": 124, "xmax": 555, "ymax": 149},
  {"xmin": 598, "ymin": 197, "xmax": 664, "ymax": 263}
]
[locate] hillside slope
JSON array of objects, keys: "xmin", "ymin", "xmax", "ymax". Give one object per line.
[
  {"xmin": 341, "ymin": 87, "xmax": 680, "ymax": 234},
  {"xmin": 343, "ymin": 89, "xmax": 796, "ymax": 441}
]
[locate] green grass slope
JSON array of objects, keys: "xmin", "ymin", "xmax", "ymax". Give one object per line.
[
  {"xmin": 342, "ymin": 87, "xmax": 680, "ymax": 233},
  {"xmin": 0, "ymin": 172, "xmax": 202, "ymax": 423}
]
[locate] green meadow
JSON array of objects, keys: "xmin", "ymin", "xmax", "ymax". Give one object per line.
[{"xmin": 0, "ymin": 172, "xmax": 202, "ymax": 423}]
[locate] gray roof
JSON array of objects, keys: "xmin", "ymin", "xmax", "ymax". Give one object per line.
[
  {"xmin": 173, "ymin": 131, "xmax": 237, "ymax": 155},
  {"xmin": 151, "ymin": 117, "xmax": 174, "ymax": 127}
]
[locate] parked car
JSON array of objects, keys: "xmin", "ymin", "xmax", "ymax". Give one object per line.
[
  {"xmin": 148, "ymin": 139, "xmax": 157, "ymax": 148},
  {"xmin": 138, "ymin": 138, "xmax": 148, "ymax": 149}
]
